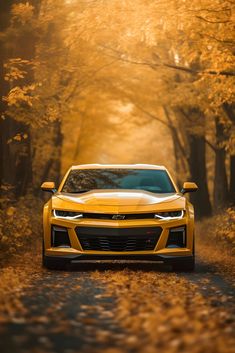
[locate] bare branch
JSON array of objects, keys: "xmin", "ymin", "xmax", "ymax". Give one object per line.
[
  {"xmin": 188, "ymin": 7, "xmax": 231, "ymax": 14},
  {"xmin": 100, "ymin": 45, "xmax": 235, "ymax": 77},
  {"xmin": 204, "ymin": 138, "xmax": 217, "ymax": 152},
  {"xmin": 205, "ymin": 34, "xmax": 234, "ymax": 44},
  {"xmin": 64, "ymin": 58, "xmax": 119, "ymax": 103},
  {"xmin": 134, "ymin": 104, "xmax": 170, "ymax": 128},
  {"xmin": 195, "ymin": 15, "xmax": 231, "ymax": 23}
]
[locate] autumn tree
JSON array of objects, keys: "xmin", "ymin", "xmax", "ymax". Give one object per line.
[
  {"xmin": 1, "ymin": 0, "xmax": 89, "ymax": 196},
  {"xmin": 1, "ymin": 0, "xmax": 234, "ymax": 217},
  {"xmin": 71, "ymin": 0, "xmax": 234, "ymax": 215}
]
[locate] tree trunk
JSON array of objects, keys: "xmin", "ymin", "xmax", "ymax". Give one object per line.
[
  {"xmin": 0, "ymin": 118, "xmax": 32, "ymax": 196},
  {"xmin": 0, "ymin": 0, "xmax": 27, "ymax": 199},
  {"xmin": 0, "ymin": 1, "xmax": 42, "ymax": 199},
  {"xmin": 213, "ymin": 118, "xmax": 229, "ymax": 209},
  {"xmin": 52, "ymin": 120, "xmax": 63, "ymax": 187},
  {"xmin": 173, "ymin": 107, "xmax": 212, "ymax": 218},
  {"xmin": 188, "ymin": 133, "xmax": 212, "ymax": 218},
  {"xmin": 229, "ymin": 155, "xmax": 235, "ymax": 205},
  {"xmin": 222, "ymin": 103, "xmax": 235, "ymax": 205},
  {"xmin": 32, "ymin": 120, "xmax": 62, "ymax": 195}
]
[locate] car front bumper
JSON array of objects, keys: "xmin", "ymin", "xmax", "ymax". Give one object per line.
[
  {"xmin": 44, "ymin": 253, "xmax": 194, "ymax": 266},
  {"xmin": 43, "ymin": 214, "xmax": 195, "ymax": 261}
]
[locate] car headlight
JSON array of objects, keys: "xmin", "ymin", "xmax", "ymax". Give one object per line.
[
  {"xmin": 53, "ymin": 210, "xmax": 83, "ymax": 219},
  {"xmin": 154, "ymin": 210, "xmax": 184, "ymax": 220}
]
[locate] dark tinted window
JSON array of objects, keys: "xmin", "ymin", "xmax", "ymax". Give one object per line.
[{"xmin": 62, "ymin": 169, "xmax": 175, "ymax": 194}]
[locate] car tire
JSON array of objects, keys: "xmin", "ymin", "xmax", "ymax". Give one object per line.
[
  {"xmin": 42, "ymin": 239, "xmax": 69, "ymax": 270},
  {"xmin": 172, "ymin": 234, "xmax": 195, "ymax": 272},
  {"xmin": 172, "ymin": 257, "xmax": 195, "ymax": 272},
  {"xmin": 42, "ymin": 238, "xmax": 46, "ymax": 267},
  {"xmin": 43, "ymin": 256, "xmax": 69, "ymax": 270}
]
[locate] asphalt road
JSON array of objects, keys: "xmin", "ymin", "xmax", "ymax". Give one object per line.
[{"xmin": 0, "ymin": 241, "xmax": 234, "ymax": 353}]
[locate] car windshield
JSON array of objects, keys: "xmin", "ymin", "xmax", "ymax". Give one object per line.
[{"xmin": 62, "ymin": 169, "xmax": 176, "ymax": 194}]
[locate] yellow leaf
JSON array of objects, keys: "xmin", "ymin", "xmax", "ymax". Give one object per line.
[{"xmin": 13, "ymin": 134, "xmax": 22, "ymax": 141}]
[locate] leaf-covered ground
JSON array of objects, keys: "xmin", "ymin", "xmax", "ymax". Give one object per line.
[{"xmin": 0, "ymin": 230, "xmax": 234, "ymax": 353}]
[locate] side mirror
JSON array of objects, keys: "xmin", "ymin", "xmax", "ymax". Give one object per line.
[
  {"xmin": 181, "ymin": 182, "xmax": 198, "ymax": 194},
  {"xmin": 41, "ymin": 181, "xmax": 57, "ymax": 193}
]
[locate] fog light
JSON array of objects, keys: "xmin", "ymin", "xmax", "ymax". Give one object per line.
[
  {"xmin": 51, "ymin": 225, "xmax": 71, "ymax": 248},
  {"xmin": 166, "ymin": 226, "xmax": 186, "ymax": 248}
]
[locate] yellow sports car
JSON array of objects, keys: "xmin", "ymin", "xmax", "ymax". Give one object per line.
[{"xmin": 41, "ymin": 164, "xmax": 198, "ymax": 271}]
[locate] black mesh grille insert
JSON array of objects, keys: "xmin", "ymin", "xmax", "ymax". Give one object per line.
[
  {"xmin": 166, "ymin": 226, "xmax": 186, "ymax": 248},
  {"xmin": 82, "ymin": 213, "xmax": 156, "ymax": 220},
  {"xmin": 52, "ymin": 226, "xmax": 71, "ymax": 247},
  {"xmin": 76, "ymin": 227, "xmax": 162, "ymax": 251}
]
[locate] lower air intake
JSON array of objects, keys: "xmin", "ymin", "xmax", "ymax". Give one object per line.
[
  {"xmin": 51, "ymin": 226, "xmax": 71, "ymax": 247},
  {"xmin": 76, "ymin": 227, "xmax": 162, "ymax": 252},
  {"xmin": 166, "ymin": 226, "xmax": 186, "ymax": 248}
]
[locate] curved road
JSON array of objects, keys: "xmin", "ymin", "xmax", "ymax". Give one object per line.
[{"xmin": 0, "ymin": 239, "xmax": 234, "ymax": 353}]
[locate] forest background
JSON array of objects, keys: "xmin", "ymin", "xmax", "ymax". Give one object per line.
[{"xmin": 0, "ymin": 0, "xmax": 234, "ymax": 258}]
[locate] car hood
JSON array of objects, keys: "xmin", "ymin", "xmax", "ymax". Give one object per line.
[{"xmin": 52, "ymin": 190, "xmax": 186, "ymax": 212}]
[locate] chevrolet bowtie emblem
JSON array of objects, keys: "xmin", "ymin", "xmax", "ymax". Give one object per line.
[{"xmin": 112, "ymin": 214, "xmax": 125, "ymax": 220}]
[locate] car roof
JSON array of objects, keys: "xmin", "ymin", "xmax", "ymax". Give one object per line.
[{"xmin": 71, "ymin": 164, "xmax": 166, "ymax": 170}]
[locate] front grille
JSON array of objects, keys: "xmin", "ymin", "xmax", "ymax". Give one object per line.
[
  {"xmin": 76, "ymin": 227, "xmax": 162, "ymax": 251},
  {"xmin": 82, "ymin": 213, "xmax": 156, "ymax": 220}
]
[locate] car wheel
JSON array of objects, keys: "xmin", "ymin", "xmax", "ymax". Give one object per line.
[
  {"xmin": 42, "ymin": 239, "xmax": 69, "ymax": 270},
  {"xmin": 172, "ymin": 257, "xmax": 195, "ymax": 272},
  {"xmin": 42, "ymin": 238, "xmax": 46, "ymax": 267},
  {"xmin": 172, "ymin": 233, "xmax": 195, "ymax": 272},
  {"xmin": 43, "ymin": 256, "xmax": 69, "ymax": 270}
]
